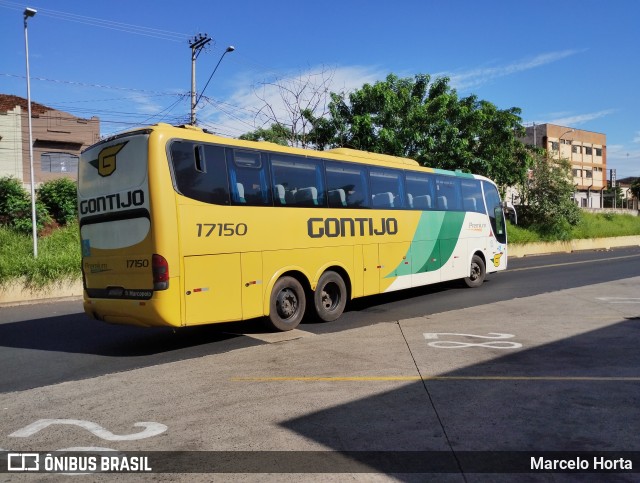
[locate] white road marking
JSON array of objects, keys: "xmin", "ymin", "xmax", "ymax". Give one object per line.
[
  {"xmin": 423, "ymin": 332, "xmax": 522, "ymax": 349},
  {"xmin": 9, "ymin": 419, "xmax": 167, "ymax": 441}
]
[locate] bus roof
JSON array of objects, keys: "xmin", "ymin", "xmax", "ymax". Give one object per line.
[{"xmin": 92, "ymin": 123, "xmax": 494, "ymax": 184}]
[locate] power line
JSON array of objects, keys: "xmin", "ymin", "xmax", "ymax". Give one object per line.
[
  {"xmin": 0, "ymin": 0, "xmax": 190, "ymax": 42},
  {"xmin": 1, "ymin": 72, "xmax": 178, "ymax": 95}
]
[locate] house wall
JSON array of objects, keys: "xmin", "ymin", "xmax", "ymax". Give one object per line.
[{"xmin": 0, "ymin": 105, "xmax": 24, "ymax": 180}]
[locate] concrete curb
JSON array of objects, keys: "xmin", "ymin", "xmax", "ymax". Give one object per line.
[
  {"xmin": 509, "ymin": 235, "xmax": 640, "ymax": 258},
  {"xmin": 0, "ymin": 279, "xmax": 83, "ymax": 307},
  {"xmin": 1, "ymin": 235, "xmax": 639, "ymax": 306}
]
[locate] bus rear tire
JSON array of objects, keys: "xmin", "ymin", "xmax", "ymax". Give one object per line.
[
  {"xmin": 314, "ymin": 271, "xmax": 347, "ymax": 322},
  {"xmin": 267, "ymin": 276, "xmax": 306, "ymax": 331},
  {"xmin": 464, "ymin": 254, "xmax": 486, "ymax": 288}
]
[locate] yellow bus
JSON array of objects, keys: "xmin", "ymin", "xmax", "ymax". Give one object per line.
[{"xmin": 78, "ymin": 123, "xmax": 507, "ymax": 331}]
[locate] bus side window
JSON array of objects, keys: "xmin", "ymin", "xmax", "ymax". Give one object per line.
[
  {"xmin": 435, "ymin": 176, "xmax": 462, "ymax": 211},
  {"xmin": 369, "ymin": 168, "xmax": 405, "ymax": 209},
  {"xmin": 270, "ymin": 154, "xmax": 325, "ymax": 207},
  {"xmin": 460, "ymin": 179, "xmax": 484, "ymax": 213},
  {"xmin": 325, "ymin": 161, "xmax": 369, "ymax": 208},
  {"xmin": 228, "ymin": 149, "xmax": 272, "ymax": 206},
  {"xmin": 405, "ymin": 172, "xmax": 434, "ymax": 211},
  {"xmin": 169, "ymin": 141, "xmax": 230, "ymax": 205}
]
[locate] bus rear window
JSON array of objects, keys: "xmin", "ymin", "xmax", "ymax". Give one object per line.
[{"xmin": 170, "ymin": 141, "xmax": 230, "ymax": 205}]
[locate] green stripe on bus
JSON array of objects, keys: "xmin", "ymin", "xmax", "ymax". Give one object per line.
[{"xmin": 386, "ymin": 211, "xmax": 466, "ymax": 278}]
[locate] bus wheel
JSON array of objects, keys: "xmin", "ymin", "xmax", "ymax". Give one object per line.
[
  {"xmin": 314, "ymin": 271, "xmax": 347, "ymax": 322},
  {"xmin": 268, "ymin": 276, "xmax": 306, "ymax": 331},
  {"xmin": 464, "ymin": 255, "xmax": 486, "ymax": 288}
]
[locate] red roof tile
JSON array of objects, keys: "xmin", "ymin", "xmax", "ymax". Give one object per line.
[{"xmin": 0, "ymin": 93, "xmax": 52, "ymax": 115}]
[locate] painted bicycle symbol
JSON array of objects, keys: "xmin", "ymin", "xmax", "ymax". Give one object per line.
[{"xmin": 423, "ymin": 332, "xmax": 522, "ymax": 349}]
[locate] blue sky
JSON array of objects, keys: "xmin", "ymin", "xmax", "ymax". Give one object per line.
[{"xmin": 2, "ymin": 0, "xmax": 639, "ymax": 177}]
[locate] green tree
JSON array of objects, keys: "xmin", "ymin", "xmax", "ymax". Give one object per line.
[
  {"xmin": 38, "ymin": 177, "xmax": 78, "ymax": 225},
  {"xmin": 242, "ymin": 67, "xmax": 334, "ymax": 148},
  {"xmin": 518, "ymin": 152, "xmax": 581, "ymax": 239},
  {"xmin": 0, "ymin": 176, "xmax": 51, "ymax": 234},
  {"xmin": 306, "ymin": 73, "xmax": 529, "ymax": 188},
  {"xmin": 239, "ymin": 124, "xmax": 291, "ymax": 146},
  {"xmin": 630, "ymin": 178, "xmax": 640, "ymax": 200}
]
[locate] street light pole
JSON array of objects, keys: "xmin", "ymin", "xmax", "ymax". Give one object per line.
[
  {"xmin": 194, "ymin": 46, "xmax": 235, "ymax": 110},
  {"xmin": 24, "ymin": 7, "xmax": 37, "ymax": 258},
  {"xmin": 188, "ymin": 34, "xmax": 212, "ymax": 125},
  {"xmin": 558, "ymin": 128, "xmax": 574, "ymax": 160}
]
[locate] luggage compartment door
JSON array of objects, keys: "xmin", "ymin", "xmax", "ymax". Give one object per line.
[{"xmin": 184, "ymin": 254, "xmax": 242, "ymax": 325}]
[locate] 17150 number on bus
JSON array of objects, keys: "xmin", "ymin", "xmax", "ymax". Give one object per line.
[{"xmin": 196, "ymin": 223, "xmax": 248, "ymax": 237}]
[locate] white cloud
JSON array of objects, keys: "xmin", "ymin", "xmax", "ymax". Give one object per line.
[
  {"xmin": 525, "ymin": 109, "xmax": 617, "ymax": 129},
  {"xmin": 197, "ymin": 65, "xmax": 385, "ymax": 138},
  {"xmin": 445, "ymin": 50, "xmax": 583, "ymax": 90},
  {"xmin": 546, "ymin": 109, "xmax": 617, "ymax": 127},
  {"xmin": 193, "ymin": 50, "xmax": 584, "ymax": 139},
  {"xmin": 634, "ymin": 131, "xmax": 640, "ymax": 143}
]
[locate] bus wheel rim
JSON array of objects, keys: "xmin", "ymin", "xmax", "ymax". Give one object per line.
[
  {"xmin": 470, "ymin": 262, "xmax": 480, "ymax": 280},
  {"xmin": 277, "ymin": 288, "xmax": 298, "ymax": 319},
  {"xmin": 321, "ymin": 282, "xmax": 340, "ymax": 311}
]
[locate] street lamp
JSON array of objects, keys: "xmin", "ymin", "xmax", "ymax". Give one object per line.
[
  {"xmin": 557, "ymin": 128, "xmax": 574, "ymax": 159},
  {"xmin": 193, "ymin": 46, "xmax": 235, "ymax": 121},
  {"xmin": 24, "ymin": 6, "xmax": 38, "ymax": 258}
]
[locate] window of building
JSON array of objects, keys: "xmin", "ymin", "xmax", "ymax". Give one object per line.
[
  {"xmin": 595, "ymin": 148, "xmax": 602, "ymax": 157},
  {"xmin": 585, "ymin": 147, "xmax": 593, "ymax": 155},
  {"xmin": 572, "ymin": 145, "xmax": 580, "ymax": 154},
  {"xmin": 550, "ymin": 141, "xmax": 559, "ymax": 151},
  {"xmin": 585, "ymin": 170, "xmax": 593, "ymax": 178},
  {"xmin": 40, "ymin": 152, "xmax": 78, "ymax": 173},
  {"xmin": 572, "ymin": 168, "xmax": 582, "ymax": 177}
]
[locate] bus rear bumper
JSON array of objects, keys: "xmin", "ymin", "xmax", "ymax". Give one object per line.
[{"xmin": 83, "ymin": 292, "xmax": 181, "ymax": 328}]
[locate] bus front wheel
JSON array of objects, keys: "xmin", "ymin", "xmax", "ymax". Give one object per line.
[
  {"xmin": 267, "ymin": 276, "xmax": 306, "ymax": 331},
  {"xmin": 314, "ymin": 271, "xmax": 347, "ymax": 322},
  {"xmin": 464, "ymin": 255, "xmax": 486, "ymax": 288}
]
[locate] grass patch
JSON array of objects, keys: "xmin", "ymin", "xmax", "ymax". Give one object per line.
[
  {"xmin": 508, "ymin": 212, "xmax": 640, "ymax": 244},
  {"xmin": 0, "ymin": 223, "xmax": 81, "ymax": 289}
]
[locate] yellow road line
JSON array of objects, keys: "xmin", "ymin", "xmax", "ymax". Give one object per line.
[{"xmin": 231, "ymin": 375, "xmax": 640, "ymax": 382}]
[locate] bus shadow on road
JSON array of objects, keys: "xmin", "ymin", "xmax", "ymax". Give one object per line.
[
  {"xmin": 278, "ymin": 317, "xmax": 640, "ymax": 477},
  {"xmin": 0, "ymin": 312, "xmax": 266, "ymax": 357}
]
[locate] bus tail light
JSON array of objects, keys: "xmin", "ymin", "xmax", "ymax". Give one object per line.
[{"xmin": 152, "ymin": 254, "xmax": 169, "ymax": 290}]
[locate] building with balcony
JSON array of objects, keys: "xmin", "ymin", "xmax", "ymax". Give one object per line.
[
  {"xmin": 0, "ymin": 94, "xmax": 100, "ymax": 190},
  {"xmin": 522, "ymin": 123, "xmax": 607, "ymax": 208}
]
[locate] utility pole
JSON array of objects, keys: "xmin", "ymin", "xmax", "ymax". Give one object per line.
[{"xmin": 188, "ymin": 33, "xmax": 211, "ymax": 125}]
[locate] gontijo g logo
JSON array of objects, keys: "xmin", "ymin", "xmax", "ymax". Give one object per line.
[{"xmin": 89, "ymin": 141, "xmax": 128, "ymax": 177}]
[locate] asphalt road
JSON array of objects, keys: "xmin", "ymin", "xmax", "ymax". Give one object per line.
[
  {"xmin": 1, "ymin": 247, "xmax": 640, "ymax": 480},
  {"xmin": 1, "ymin": 246, "xmax": 639, "ymax": 394}
]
